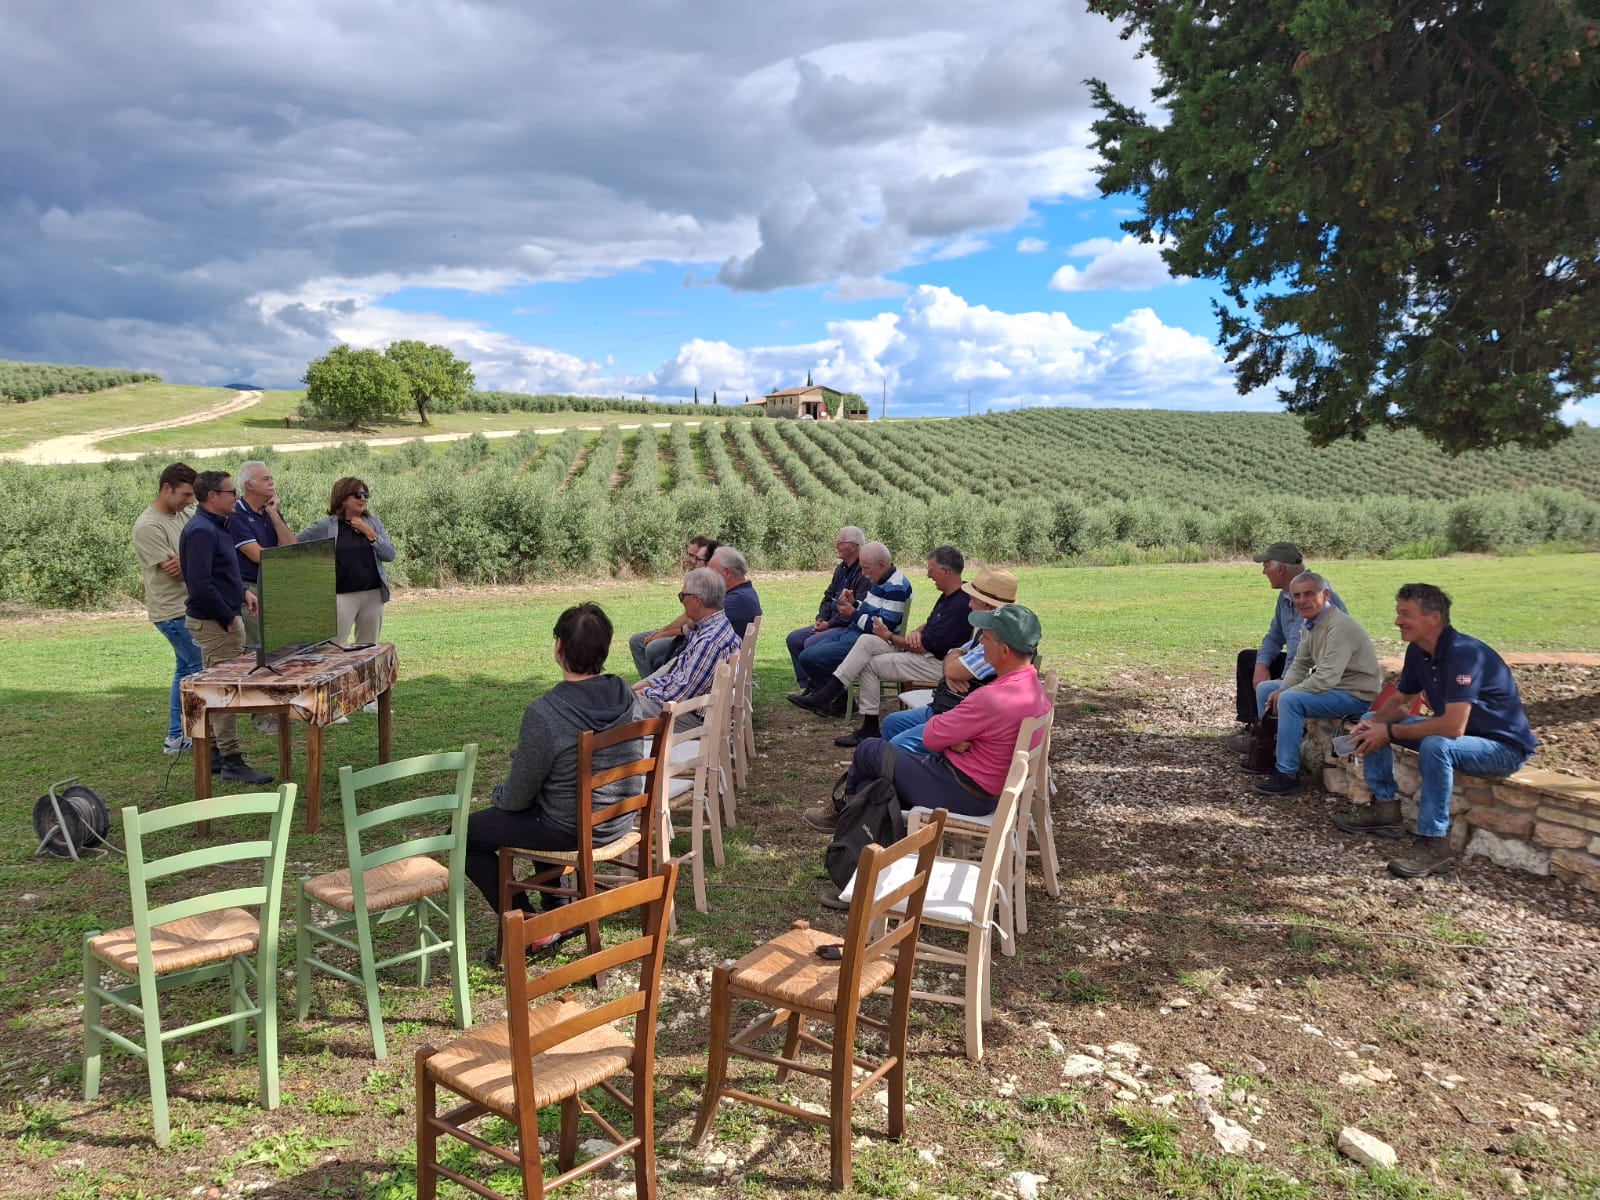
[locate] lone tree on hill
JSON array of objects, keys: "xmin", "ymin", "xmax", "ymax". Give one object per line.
[
  {"xmin": 1087, "ymin": 0, "xmax": 1599, "ymax": 453},
  {"xmin": 384, "ymin": 340, "xmax": 474, "ymax": 426},
  {"xmin": 302, "ymin": 345, "xmax": 409, "ymax": 430}
]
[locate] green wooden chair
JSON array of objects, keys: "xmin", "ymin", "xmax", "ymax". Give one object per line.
[
  {"xmin": 295, "ymin": 745, "xmax": 477, "ymax": 1060},
  {"xmin": 82, "ymin": 784, "xmax": 298, "ymax": 1147}
]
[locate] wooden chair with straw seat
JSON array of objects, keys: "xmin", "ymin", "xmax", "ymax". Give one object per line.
[
  {"xmin": 417, "ymin": 864, "xmax": 678, "ymax": 1200},
  {"xmin": 83, "ymin": 784, "xmax": 297, "ymax": 1147},
  {"xmin": 295, "ymin": 745, "xmax": 478, "ymax": 1060},
  {"xmin": 726, "ymin": 615, "xmax": 762, "ymax": 813},
  {"xmin": 691, "ymin": 813, "xmax": 946, "ymax": 1192},
  {"xmin": 657, "ymin": 660, "xmax": 734, "ymax": 915},
  {"xmin": 840, "ymin": 741, "xmax": 1041, "ymax": 1062},
  {"xmin": 496, "ymin": 716, "xmax": 668, "ymax": 982}
]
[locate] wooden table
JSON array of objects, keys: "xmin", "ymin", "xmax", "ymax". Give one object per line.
[{"xmin": 181, "ymin": 642, "xmax": 397, "ymax": 833}]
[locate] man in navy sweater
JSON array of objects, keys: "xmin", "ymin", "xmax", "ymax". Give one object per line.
[{"xmin": 178, "ymin": 470, "xmax": 274, "ymax": 785}]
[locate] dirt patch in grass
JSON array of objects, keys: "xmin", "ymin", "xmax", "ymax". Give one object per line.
[
  {"xmin": 1516, "ymin": 663, "xmax": 1600, "ymax": 779},
  {"xmin": 4, "ymin": 677, "xmax": 1598, "ymax": 1199}
]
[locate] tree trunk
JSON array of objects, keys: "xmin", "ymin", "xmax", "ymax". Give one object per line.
[{"xmin": 417, "ymin": 399, "xmax": 431, "ymax": 427}]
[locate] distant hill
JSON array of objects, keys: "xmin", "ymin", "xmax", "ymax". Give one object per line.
[{"xmin": 0, "ymin": 359, "xmax": 160, "ymax": 402}]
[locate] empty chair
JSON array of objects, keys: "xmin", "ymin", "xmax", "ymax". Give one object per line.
[
  {"xmin": 417, "ymin": 865, "xmax": 678, "ymax": 1200},
  {"xmin": 296, "ymin": 745, "xmax": 478, "ymax": 1060},
  {"xmin": 83, "ymin": 784, "xmax": 297, "ymax": 1146},
  {"xmin": 692, "ymin": 815, "xmax": 946, "ymax": 1191}
]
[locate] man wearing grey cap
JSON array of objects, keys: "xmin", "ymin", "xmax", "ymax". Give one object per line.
[{"xmin": 1225, "ymin": 541, "xmax": 1346, "ymax": 750}]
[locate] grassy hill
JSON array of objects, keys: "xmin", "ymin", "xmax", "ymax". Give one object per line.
[{"xmin": 2, "ymin": 405, "xmax": 1598, "ymax": 608}]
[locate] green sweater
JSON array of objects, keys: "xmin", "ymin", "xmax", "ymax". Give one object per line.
[{"xmin": 1281, "ymin": 605, "xmax": 1381, "ymax": 701}]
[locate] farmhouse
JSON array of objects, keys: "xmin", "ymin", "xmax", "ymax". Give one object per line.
[{"xmin": 748, "ymin": 382, "xmax": 848, "ymax": 420}]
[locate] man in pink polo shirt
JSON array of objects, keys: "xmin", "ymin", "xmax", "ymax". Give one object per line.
[{"xmin": 808, "ymin": 604, "xmax": 1048, "ymax": 830}]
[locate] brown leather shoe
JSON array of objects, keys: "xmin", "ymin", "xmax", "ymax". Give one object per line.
[
  {"xmin": 1387, "ymin": 835, "xmax": 1456, "ymax": 878},
  {"xmin": 803, "ymin": 805, "xmax": 839, "ymax": 832},
  {"xmin": 1330, "ymin": 801, "xmax": 1405, "ymax": 840}
]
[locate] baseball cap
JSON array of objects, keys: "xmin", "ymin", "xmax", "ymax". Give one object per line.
[
  {"xmin": 968, "ymin": 604, "xmax": 1042, "ymax": 654},
  {"xmin": 1252, "ymin": 541, "xmax": 1303, "ymax": 564}
]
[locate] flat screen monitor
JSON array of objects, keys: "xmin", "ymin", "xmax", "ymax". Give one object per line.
[{"xmin": 257, "ymin": 538, "xmax": 339, "ymax": 666}]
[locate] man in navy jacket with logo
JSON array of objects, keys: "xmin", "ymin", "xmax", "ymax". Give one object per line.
[{"xmin": 1333, "ymin": 583, "xmax": 1537, "ymax": 878}]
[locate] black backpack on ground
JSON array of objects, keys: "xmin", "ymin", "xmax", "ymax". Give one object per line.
[{"xmin": 825, "ymin": 744, "xmax": 908, "ymax": 889}]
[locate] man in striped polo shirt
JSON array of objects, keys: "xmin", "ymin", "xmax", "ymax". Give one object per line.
[{"xmin": 789, "ymin": 541, "xmax": 913, "ymax": 713}]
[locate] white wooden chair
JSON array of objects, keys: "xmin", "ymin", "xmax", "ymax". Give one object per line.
[
  {"xmin": 657, "ymin": 660, "xmax": 734, "ymax": 916},
  {"xmin": 840, "ymin": 735, "xmax": 1042, "ymax": 1062},
  {"xmin": 724, "ymin": 616, "xmax": 762, "ymax": 825}
]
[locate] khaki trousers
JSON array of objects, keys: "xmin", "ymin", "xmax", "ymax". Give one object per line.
[
  {"xmin": 185, "ymin": 615, "xmax": 246, "ymax": 757},
  {"xmin": 336, "ymin": 589, "xmax": 385, "ymax": 644},
  {"xmin": 831, "ymin": 635, "xmax": 944, "ymax": 716}
]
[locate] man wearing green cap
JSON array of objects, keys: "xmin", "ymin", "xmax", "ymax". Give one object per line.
[
  {"xmin": 808, "ymin": 604, "xmax": 1049, "ymax": 848},
  {"xmin": 1226, "ymin": 541, "xmax": 1346, "ymax": 750}
]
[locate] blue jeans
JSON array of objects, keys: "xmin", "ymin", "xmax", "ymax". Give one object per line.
[
  {"xmin": 1362, "ymin": 714, "xmax": 1530, "ymax": 838},
  {"xmin": 154, "ymin": 616, "xmax": 204, "ymax": 740},
  {"xmin": 1256, "ymin": 681, "xmax": 1368, "ymax": 776},
  {"xmin": 882, "ymin": 706, "xmax": 930, "ymax": 753},
  {"xmin": 795, "ymin": 627, "xmax": 859, "ymax": 690},
  {"xmin": 787, "ymin": 624, "xmax": 843, "ymax": 685}
]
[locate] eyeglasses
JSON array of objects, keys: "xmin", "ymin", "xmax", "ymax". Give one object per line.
[
  {"xmin": 216, "ymin": 488, "xmax": 237, "ymax": 496},
  {"xmin": 351, "ymin": 491, "xmax": 370, "ymax": 499},
  {"xmin": 677, "ymin": 591, "xmax": 701, "ymax": 602}
]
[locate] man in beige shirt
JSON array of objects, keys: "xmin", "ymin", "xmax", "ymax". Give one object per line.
[
  {"xmin": 130, "ymin": 462, "xmax": 201, "ymax": 754},
  {"xmin": 1249, "ymin": 571, "xmax": 1380, "ymax": 795}
]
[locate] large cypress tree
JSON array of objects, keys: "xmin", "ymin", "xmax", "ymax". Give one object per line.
[{"xmin": 1087, "ymin": 0, "xmax": 1599, "ymax": 452}]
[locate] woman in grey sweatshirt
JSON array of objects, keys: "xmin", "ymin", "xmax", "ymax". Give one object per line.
[{"xmin": 463, "ymin": 604, "xmax": 644, "ymax": 950}]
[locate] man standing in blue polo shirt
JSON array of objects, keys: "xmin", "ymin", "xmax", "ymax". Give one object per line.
[
  {"xmin": 231, "ymin": 460, "xmax": 298, "ymax": 647},
  {"xmin": 180, "ymin": 470, "xmax": 275, "ymax": 786},
  {"xmin": 1333, "ymin": 583, "xmax": 1538, "ymax": 878}
]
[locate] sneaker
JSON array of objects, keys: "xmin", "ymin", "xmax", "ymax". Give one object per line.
[
  {"xmin": 485, "ymin": 927, "xmax": 584, "ymax": 968},
  {"xmin": 803, "ymin": 805, "xmax": 840, "ymax": 832},
  {"xmin": 162, "ymin": 735, "xmax": 192, "ymax": 755},
  {"xmin": 1330, "ymin": 801, "xmax": 1405, "ymax": 839},
  {"xmin": 1253, "ymin": 772, "xmax": 1302, "ymax": 796},
  {"xmin": 362, "ymin": 700, "xmax": 380, "ymax": 715},
  {"xmin": 218, "ymin": 755, "xmax": 274, "ymax": 785},
  {"xmin": 1387, "ymin": 835, "xmax": 1456, "ymax": 878},
  {"xmin": 818, "ymin": 885, "xmax": 850, "ymax": 911}
]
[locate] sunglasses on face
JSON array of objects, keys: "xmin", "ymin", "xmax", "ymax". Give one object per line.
[{"xmin": 350, "ymin": 491, "xmax": 370, "ymax": 500}]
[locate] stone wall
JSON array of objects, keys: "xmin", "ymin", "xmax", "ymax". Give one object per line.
[{"xmin": 1303, "ymin": 719, "xmax": 1600, "ymax": 891}]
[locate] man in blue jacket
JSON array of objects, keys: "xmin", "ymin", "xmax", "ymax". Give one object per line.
[
  {"xmin": 1334, "ymin": 583, "xmax": 1539, "ymax": 878},
  {"xmin": 785, "ymin": 526, "xmax": 867, "ymax": 685},
  {"xmin": 178, "ymin": 470, "xmax": 274, "ymax": 785}
]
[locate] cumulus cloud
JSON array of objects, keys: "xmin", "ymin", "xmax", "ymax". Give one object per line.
[
  {"xmin": 0, "ymin": 1, "xmax": 1160, "ymax": 383},
  {"xmin": 617, "ymin": 286, "xmax": 1263, "ymax": 414},
  {"xmin": 1016, "ymin": 237, "xmax": 1048, "ymax": 253},
  {"xmin": 1049, "ymin": 234, "xmax": 1185, "ymax": 292}
]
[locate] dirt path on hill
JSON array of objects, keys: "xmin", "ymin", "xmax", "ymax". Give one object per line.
[
  {"xmin": 1, "ymin": 389, "xmax": 265, "ymax": 464},
  {"xmin": 6, "ymin": 413, "xmax": 704, "ymax": 465}
]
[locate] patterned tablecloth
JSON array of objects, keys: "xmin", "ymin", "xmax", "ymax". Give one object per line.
[{"xmin": 182, "ymin": 643, "xmax": 397, "ymax": 736}]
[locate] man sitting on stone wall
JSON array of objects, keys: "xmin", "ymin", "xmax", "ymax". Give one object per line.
[
  {"xmin": 1247, "ymin": 571, "xmax": 1381, "ymax": 796},
  {"xmin": 1226, "ymin": 541, "xmax": 1346, "ymax": 751},
  {"xmin": 792, "ymin": 545, "xmax": 971, "ymax": 746},
  {"xmin": 1332, "ymin": 583, "xmax": 1539, "ymax": 878}
]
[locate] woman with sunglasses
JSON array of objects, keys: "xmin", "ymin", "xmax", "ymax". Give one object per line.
[{"xmin": 298, "ymin": 477, "xmax": 395, "ymax": 647}]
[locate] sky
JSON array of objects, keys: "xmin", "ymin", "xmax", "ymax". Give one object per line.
[{"xmin": 4, "ymin": 1, "xmax": 1594, "ymax": 425}]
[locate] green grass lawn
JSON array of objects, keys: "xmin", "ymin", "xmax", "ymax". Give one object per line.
[
  {"xmin": 95, "ymin": 391, "xmax": 748, "ymax": 455},
  {"xmin": 0, "ymin": 383, "xmax": 236, "ymax": 452}
]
